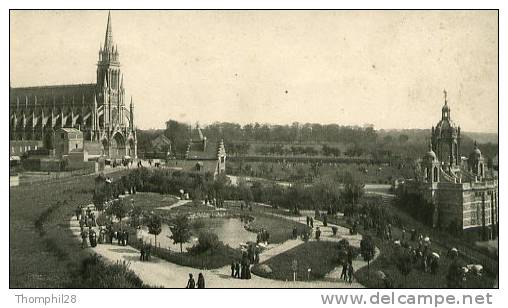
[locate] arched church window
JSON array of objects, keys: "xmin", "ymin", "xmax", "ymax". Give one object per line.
[{"xmin": 433, "ymin": 166, "xmax": 438, "ymax": 182}]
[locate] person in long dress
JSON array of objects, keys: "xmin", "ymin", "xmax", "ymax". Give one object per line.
[{"xmin": 197, "ymin": 273, "xmax": 205, "ymax": 288}]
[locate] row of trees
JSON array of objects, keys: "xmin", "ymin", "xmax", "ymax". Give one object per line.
[{"xmin": 118, "ymin": 168, "xmax": 367, "ymax": 213}]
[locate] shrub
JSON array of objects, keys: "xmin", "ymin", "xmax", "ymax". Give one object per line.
[
  {"xmin": 74, "ymin": 254, "xmax": 145, "ymax": 288},
  {"xmin": 188, "ymin": 231, "xmax": 221, "ymax": 254}
]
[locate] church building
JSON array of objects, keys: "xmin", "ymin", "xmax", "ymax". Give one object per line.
[
  {"xmin": 9, "ymin": 12, "xmax": 137, "ymax": 160},
  {"xmin": 399, "ymin": 91, "xmax": 498, "ymax": 240}
]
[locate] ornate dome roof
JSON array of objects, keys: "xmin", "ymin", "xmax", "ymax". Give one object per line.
[
  {"xmin": 435, "ymin": 118, "xmax": 458, "ymax": 136},
  {"xmin": 425, "ymin": 149, "xmax": 437, "ymax": 160},
  {"xmin": 424, "ymin": 141, "xmax": 437, "ymax": 161}
]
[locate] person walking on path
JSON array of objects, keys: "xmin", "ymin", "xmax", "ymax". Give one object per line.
[
  {"xmin": 81, "ymin": 230, "xmax": 88, "ymax": 248},
  {"xmin": 75, "ymin": 206, "xmax": 81, "ymax": 221},
  {"xmin": 340, "ymin": 263, "xmax": 348, "ymax": 281},
  {"xmin": 197, "ymin": 273, "xmax": 205, "ymax": 288},
  {"xmin": 347, "ymin": 263, "xmax": 354, "ymax": 283},
  {"xmin": 186, "ymin": 273, "xmax": 195, "ymax": 288},
  {"xmin": 230, "ymin": 262, "xmax": 235, "ymax": 277},
  {"xmin": 315, "ymin": 227, "xmax": 321, "ymax": 241},
  {"xmin": 234, "ymin": 262, "xmax": 240, "ymax": 278}
]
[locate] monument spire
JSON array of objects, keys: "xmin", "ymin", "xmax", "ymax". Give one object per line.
[{"xmin": 104, "ymin": 11, "xmax": 114, "ymax": 51}]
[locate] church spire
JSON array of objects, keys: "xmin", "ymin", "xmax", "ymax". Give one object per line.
[{"xmin": 104, "ymin": 11, "xmax": 114, "ymax": 51}]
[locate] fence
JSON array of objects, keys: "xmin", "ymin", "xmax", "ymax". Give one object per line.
[{"xmin": 17, "ymin": 165, "xmax": 96, "ymax": 186}]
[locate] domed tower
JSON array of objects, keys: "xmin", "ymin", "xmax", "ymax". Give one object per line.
[
  {"xmin": 469, "ymin": 141, "xmax": 485, "ymax": 179},
  {"xmin": 431, "ymin": 90, "xmax": 461, "ymax": 170},
  {"xmin": 422, "ymin": 140, "xmax": 440, "ymax": 183}
]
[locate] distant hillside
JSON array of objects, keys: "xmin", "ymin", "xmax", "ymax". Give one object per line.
[{"xmin": 378, "ymin": 129, "xmax": 498, "ymax": 145}]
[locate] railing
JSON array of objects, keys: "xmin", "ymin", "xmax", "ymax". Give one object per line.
[{"xmin": 16, "ymin": 166, "xmax": 96, "ymax": 186}]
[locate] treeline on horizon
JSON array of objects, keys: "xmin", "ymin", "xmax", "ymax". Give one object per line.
[{"xmin": 136, "ymin": 120, "xmax": 498, "ymax": 162}]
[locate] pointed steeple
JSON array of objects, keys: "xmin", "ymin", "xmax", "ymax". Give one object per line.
[{"xmin": 104, "ymin": 11, "xmax": 114, "ymax": 51}]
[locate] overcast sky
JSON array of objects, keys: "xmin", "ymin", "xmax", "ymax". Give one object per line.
[{"xmin": 10, "ymin": 10, "xmax": 498, "ymax": 132}]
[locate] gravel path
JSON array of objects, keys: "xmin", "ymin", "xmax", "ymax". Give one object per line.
[{"xmin": 70, "ymin": 203, "xmax": 379, "ymax": 288}]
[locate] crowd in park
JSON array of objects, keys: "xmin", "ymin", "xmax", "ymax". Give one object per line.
[{"xmin": 76, "ymin": 204, "xmax": 131, "ymax": 249}]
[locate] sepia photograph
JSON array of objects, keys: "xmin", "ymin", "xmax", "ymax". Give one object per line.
[{"xmin": 9, "ymin": 9, "xmax": 498, "ymax": 291}]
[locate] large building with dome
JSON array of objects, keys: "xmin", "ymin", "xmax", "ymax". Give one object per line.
[
  {"xmin": 9, "ymin": 12, "xmax": 137, "ymax": 160},
  {"xmin": 399, "ymin": 91, "xmax": 498, "ymax": 240}
]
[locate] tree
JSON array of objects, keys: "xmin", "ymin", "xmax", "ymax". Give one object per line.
[
  {"xmin": 146, "ymin": 214, "xmax": 162, "ymax": 247},
  {"xmin": 106, "ymin": 199, "xmax": 129, "ymax": 223},
  {"xmin": 360, "ymin": 235, "xmax": 376, "ymax": 280},
  {"xmin": 341, "ymin": 172, "xmax": 365, "ymax": 215},
  {"xmin": 129, "ymin": 206, "xmax": 144, "ymax": 229},
  {"xmin": 93, "ymin": 191, "xmax": 107, "ymax": 212},
  {"xmin": 169, "ymin": 215, "xmax": 192, "ymax": 253},
  {"xmin": 398, "ymin": 134, "xmax": 409, "ymax": 143},
  {"xmin": 239, "ymin": 181, "xmax": 253, "ymax": 208}
]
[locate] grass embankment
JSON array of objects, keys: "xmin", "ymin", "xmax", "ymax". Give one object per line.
[
  {"xmin": 251, "ymin": 241, "xmax": 339, "ymax": 281},
  {"xmin": 10, "ymin": 170, "xmax": 146, "ymax": 288},
  {"xmin": 327, "ymin": 216, "xmax": 496, "ymax": 288}
]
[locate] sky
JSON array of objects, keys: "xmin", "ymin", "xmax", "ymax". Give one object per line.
[{"xmin": 10, "ymin": 10, "xmax": 498, "ymax": 132}]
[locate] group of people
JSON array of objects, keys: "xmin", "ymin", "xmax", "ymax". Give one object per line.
[
  {"xmin": 77, "ymin": 204, "xmax": 131, "ymax": 249},
  {"xmin": 256, "ymin": 228, "xmax": 270, "ymax": 244},
  {"xmin": 77, "ymin": 205, "xmax": 96, "ymax": 229},
  {"xmin": 186, "ymin": 273, "xmax": 205, "ymax": 288},
  {"xmin": 230, "ymin": 248, "xmax": 256, "ymax": 280},
  {"xmin": 340, "ymin": 262, "xmax": 355, "ymax": 283},
  {"xmin": 230, "ymin": 260, "xmax": 252, "ymax": 280},
  {"xmin": 139, "ymin": 242, "xmax": 152, "ymax": 261},
  {"xmin": 305, "ymin": 216, "xmax": 315, "ymax": 228},
  {"xmin": 80, "ymin": 227, "xmax": 98, "ymax": 248}
]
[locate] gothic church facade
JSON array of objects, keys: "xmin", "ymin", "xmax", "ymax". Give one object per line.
[{"xmin": 9, "ymin": 12, "xmax": 137, "ymax": 159}]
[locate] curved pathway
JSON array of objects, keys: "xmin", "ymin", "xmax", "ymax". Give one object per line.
[{"xmin": 70, "ymin": 204, "xmax": 378, "ymax": 288}]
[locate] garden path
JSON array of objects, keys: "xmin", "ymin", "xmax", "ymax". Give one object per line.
[
  {"xmin": 69, "ymin": 203, "xmax": 378, "ymax": 288},
  {"xmin": 156, "ymin": 199, "xmax": 191, "ymax": 210}
]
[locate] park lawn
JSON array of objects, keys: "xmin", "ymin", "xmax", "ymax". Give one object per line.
[
  {"xmin": 235, "ymin": 211, "xmax": 309, "ymax": 244},
  {"xmin": 251, "ymin": 241, "xmax": 339, "ymax": 281},
  {"xmin": 128, "ymin": 192, "xmax": 178, "ymax": 211},
  {"xmin": 228, "ymin": 160, "xmax": 414, "ymax": 185},
  {"xmin": 10, "ymin": 170, "xmax": 135, "ymax": 288},
  {"xmin": 130, "ymin": 238, "xmax": 241, "ymax": 269}
]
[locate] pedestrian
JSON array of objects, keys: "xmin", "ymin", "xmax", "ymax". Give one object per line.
[
  {"xmin": 347, "ymin": 263, "xmax": 354, "ymax": 283},
  {"xmin": 306, "ymin": 216, "xmax": 310, "ymax": 226},
  {"xmin": 246, "ymin": 263, "xmax": 251, "ymax": 280},
  {"xmin": 235, "ymin": 262, "xmax": 240, "ymax": 278},
  {"xmin": 231, "ymin": 262, "xmax": 235, "ymax": 277},
  {"xmin": 315, "ymin": 227, "xmax": 321, "ymax": 241},
  {"xmin": 310, "ymin": 217, "xmax": 314, "ymax": 228},
  {"xmin": 75, "ymin": 206, "xmax": 81, "ymax": 221},
  {"xmin": 292, "ymin": 227, "xmax": 298, "ymax": 239},
  {"xmin": 347, "ymin": 248, "xmax": 353, "ymax": 265},
  {"xmin": 197, "ymin": 273, "xmax": 205, "ymax": 288},
  {"xmin": 117, "ymin": 230, "xmax": 122, "ymax": 245},
  {"xmin": 140, "ymin": 244, "xmax": 145, "ymax": 261},
  {"xmin": 81, "ymin": 230, "xmax": 88, "ymax": 248},
  {"xmin": 186, "ymin": 273, "xmax": 195, "ymax": 288},
  {"xmin": 340, "ymin": 263, "xmax": 348, "ymax": 281},
  {"xmin": 240, "ymin": 260, "xmax": 246, "ymax": 279}
]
